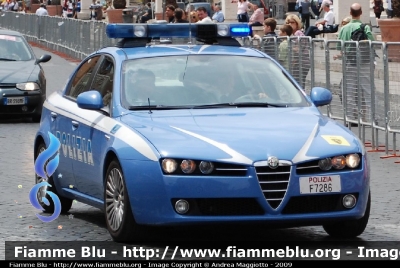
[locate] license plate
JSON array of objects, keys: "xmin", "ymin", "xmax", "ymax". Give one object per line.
[
  {"xmin": 299, "ymin": 175, "xmax": 341, "ymax": 194},
  {"xmin": 3, "ymin": 97, "xmax": 27, "ymax": 105}
]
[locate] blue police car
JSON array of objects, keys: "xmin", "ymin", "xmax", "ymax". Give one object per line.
[{"xmin": 34, "ymin": 23, "xmax": 370, "ymax": 242}]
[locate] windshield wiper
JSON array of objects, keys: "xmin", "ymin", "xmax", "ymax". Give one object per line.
[
  {"xmin": 234, "ymin": 102, "xmax": 287, "ymax": 107},
  {"xmin": 0, "ymin": 58, "xmax": 16, "ymax": 61},
  {"xmin": 128, "ymin": 105, "xmax": 192, "ymax": 110},
  {"xmin": 192, "ymin": 102, "xmax": 287, "ymax": 109}
]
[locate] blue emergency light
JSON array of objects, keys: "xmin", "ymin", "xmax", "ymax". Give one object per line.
[{"xmin": 105, "ymin": 23, "xmax": 250, "ymax": 39}]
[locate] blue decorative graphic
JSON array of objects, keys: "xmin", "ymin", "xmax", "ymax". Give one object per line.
[{"xmin": 29, "ymin": 132, "xmax": 62, "ymax": 222}]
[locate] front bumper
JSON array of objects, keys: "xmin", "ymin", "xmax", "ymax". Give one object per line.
[
  {"xmin": 121, "ymin": 156, "xmax": 370, "ymax": 226},
  {"xmin": 0, "ymin": 89, "xmax": 44, "ymax": 116}
]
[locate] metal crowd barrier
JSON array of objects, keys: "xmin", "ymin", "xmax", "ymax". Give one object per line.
[{"xmin": 1, "ymin": 11, "xmax": 400, "ymax": 162}]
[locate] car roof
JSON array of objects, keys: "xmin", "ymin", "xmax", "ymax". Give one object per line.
[
  {"xmin": 106, "ymin": 44, "xmax": 266, "ymax": 60},
  {"xmin": 0, "ymin": 29, "xmax": 24, "ymax": 37}
]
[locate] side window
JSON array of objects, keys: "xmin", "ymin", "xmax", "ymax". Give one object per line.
[
  {"xmin": 91, "ymin": 57, "xmax": 114, "ymax": 99},
  {"xmin": 67, "ymin": 55, "xmax": 101, "ymax": 98}
]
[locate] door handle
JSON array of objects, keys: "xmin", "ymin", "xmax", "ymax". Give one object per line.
[
  {"xmin": 71, "ymin": 121, "xmax": 79, "ymax": 128},
  {"xmin": 50, "ymin": 112, "xmax": 57, "ymax": 120}
]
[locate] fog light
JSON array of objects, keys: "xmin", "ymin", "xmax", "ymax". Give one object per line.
[
  {"xmin": 199, "ymin": 161, "xmax": 214, "ymax": 174},
  {"xmin": 342, "ymin": 194, "xmax": 356, "ymax": 208},
  {"xmin": 175, "ymin": 199, "xmax": 189, "ymax": 214},
  {"xmin": 318, "ymin": 158, "xmax": 332, "ymax": 170}
]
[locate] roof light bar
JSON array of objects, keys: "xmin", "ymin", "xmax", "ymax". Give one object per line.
[{"xmin": 105, "ymin": 23, "xmax": 250, "ymax": 39}]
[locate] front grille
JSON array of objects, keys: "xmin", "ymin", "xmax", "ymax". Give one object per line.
[
  {"xmin": 296, "ymin": 156, "xmax": 362, "ymax": 175},
  {"xmin": 171, "ymin": 198, "xmax": 264, "ymax": 216},
  {"xmin": 0, "ymin": 105, "xmax": 36, "ymax": 113},
  {"xmin": 0, "ymin": 83, "xmax": 17, "ymax": 88},
  {"xmin": 255, "ymin": 165, "xmax": 291, "ymax": 209},
  {"xmin": 282, "ymin": 193, "xmax": 359, "ymax": 214}
]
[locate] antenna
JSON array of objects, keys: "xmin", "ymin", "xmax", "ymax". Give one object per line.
[{"xmin": 148, "ymin": 98, "xmax": 152, "ymax": 114}]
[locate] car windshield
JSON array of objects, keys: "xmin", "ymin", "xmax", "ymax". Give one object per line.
[
  {"xmin": 0, "ymin": 35, "xmax": 33, "ymax": 61},
  {"xmin": 121, "ymin": 55, "xmax": 309, "ymax": 109}
]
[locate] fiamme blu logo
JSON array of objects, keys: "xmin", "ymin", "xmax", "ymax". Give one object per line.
[{"xmin": 29, "ymin": 132, "xmax": 62, "ymax": 222}]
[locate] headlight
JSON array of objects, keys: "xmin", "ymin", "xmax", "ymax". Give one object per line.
[
  {"xmin": 16, "ymin": 82, "xmax": 40, "ymax": 91},
  {"xmin": 162, "ymin": 159, "xmax": 177, "ymax": 173},
  {"xmin": 346, "ymin": 154, "xmax": 360, "ymax": 168},
  {"xmin": 180, "ymin": 160, "xmax": 196, "ymax": 174},
  {"xmin": 331, "ymin": 155, "xmax": 346, "ymax": 169}
]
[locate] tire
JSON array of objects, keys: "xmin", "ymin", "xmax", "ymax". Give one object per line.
[
  {"xmin": 104, "ymin": 159, "xmax": 145, "ymax": 242},
  {"xmin": 35, "ymin": 142, "xmax": 73, "ymax": 214},
  {"xmin": 32, "ymin": 114, "xmax": 41, "ymax": 123},
  {"xmin": 323, "ymin": 191, "xmax": 371, "ymax": 238}
]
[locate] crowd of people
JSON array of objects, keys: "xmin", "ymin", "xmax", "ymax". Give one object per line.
[
  {"xmin": 1, "ymin": 0, "xmax": 26, "ymax": 12},
  {"xmin": 163, "ymin": 3, "xmax": 221, "ymax": 23}
]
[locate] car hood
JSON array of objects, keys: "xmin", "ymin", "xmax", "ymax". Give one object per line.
[
  {"xmin": 0, "ymin": 60, "xmax": 36, "ymax": 83},
  {"xmin": 120, "ymin": 107, "xmax": 363, "ymax": 165}
]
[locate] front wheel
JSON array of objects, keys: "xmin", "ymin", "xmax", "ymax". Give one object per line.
[
  {"xmin": 104, "ymin": 159, "xmax": 146, "ymax": 242},
  {"xmin": 35, "ymin": 142, "xmax": 73, "ymax": 213},
  {"xmin": 323, "ymin": 191, "xmax": 371, "ymax": 238}
]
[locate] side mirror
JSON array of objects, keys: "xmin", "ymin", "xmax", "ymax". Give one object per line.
[
  {"xmin": 77, "ymin": 90, "xmax": 104, "ymax": 110},
  {"xmin": 310, "ymin": 87, "xmax": 332, "ymax": 107},
  {"xmin": 36, "ymin": 54, "xmax": 52, "ymax": 64}
]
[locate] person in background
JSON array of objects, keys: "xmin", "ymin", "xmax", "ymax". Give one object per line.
[
  {"xmin": 285, "ymin": 14, "xmax": 303, "ymax": 36},
  {"xmin": 285, "ymin": 14, "xmax": 310, "ymax": 88},
  {"xmin": 237, "ymin": 0, "xmax": 248, "ymax": 22},
  {"xmin": 8, "ymin": 0, "xmax": 18, "ymax": 11},
  {"xmin": 248, "ymin": 3, "xmax": 263, "ymax": 26},
  {"xmin": 196, "ymin": 6, "xmax": 212, "ymax": 23},
  {"xmin": 333, "ymin": 16, "xmax": 351, "ymax": 104},
  {"xmin": 66, "ymin": 0, "xmax": 73, "ymax": 18},
  {"xmin": 300, "ymin": 0, "xmax": 314, "ymax": 31},
  {"xmin": 35, "ymin": 3, "xmax": 48, "ymax": 15},
  {"xmin": 336, "ymin": 3, "xmax": 375, "ymax": 126},
  {"xmin": 1, "ymin": 0, "xmax": 10, "ymax": 11},
  {"xmin": 304, "ymin": 0, "xmax": 335, "ymax": 38},
  {"xmin": 18, "ymin": 3, "xmax": 25, "ymax": 12},
  {"xmin": 76, "ymin": 0, "xmax": 81, "ymax": 12},
  {"xmin": 140, "ymin": 2, "xmax": 153, "ymax": 23},
  {"xmin": 173, "ymin": 8, "xmax": 188, "ymax": 23},
  {"xmin": 262, "ymin": 18, "xmax": 277, "ymax": 37},
  {"xmin": 278, "ymin": 24, "xmax": 293, "ymax": 71},
  {"xmin": 212, "ymin": 4, "xmax": 224, "ymax": 22},
  {"xmin": 386, "ymin": 0, "xmax": 392, "ymax": 18},
  {"xmin": 253, "ymin": 18, "xmax": 277, "ymax": 43},
  {"xmin": 247, "ymin": 2, "xmax": 264, "ymax": 36},
  {"xmin": 296, "ymin": 0, "xmax": 303, "ymax": 18},
  {"xmin": 165, "ymin": 4, "xmax": 175, "ymax": 23},
  {"xmin": 71, "ymin": 2, "xmax": 77, "ymax": 18},
  {"xmin": 189, "ymin": 10, "xmax": 199, "ymax": 22},
  {"xmin": 372, "ymin": 0, "xmax": 384, "ymax": 19},
  {"xmin": 332, "ymin": 16, "xmax": 351, "ymax": 59}
]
